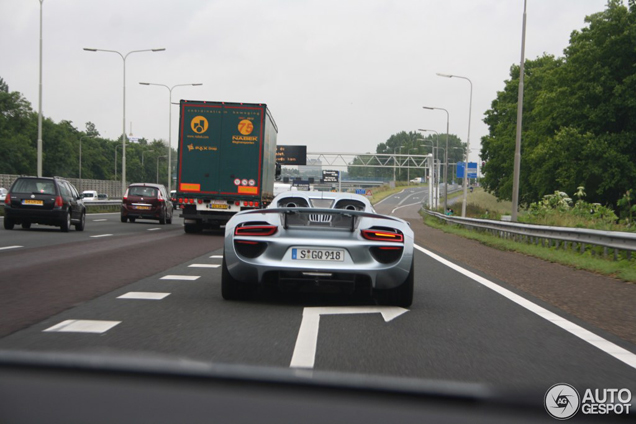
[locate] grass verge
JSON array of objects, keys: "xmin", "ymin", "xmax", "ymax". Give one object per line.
[{"xmin": 422, "ymin": 212, "xmax": 636, "ymax": 283}]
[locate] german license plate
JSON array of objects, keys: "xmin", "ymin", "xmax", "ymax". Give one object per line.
[
  {"xmin": 23, "ymin": 200, "xmax": 43, "ymax": 206},
  {"xmin": 292, "ymin": 248, "xmax": 344, "ymax": 262},
  {"xmin": 207, "ymin": 203, "xmax": 228, "ymax": 210}
]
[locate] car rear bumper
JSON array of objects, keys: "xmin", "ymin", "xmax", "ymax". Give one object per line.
[
  {"xmin": 121, "ymin": 205, "xmax": 163, "ymax": 220},
  {"xmin": 4, "ymin": 207, "xmax": 67, "ymax": 225},
  {"xmin": 224, "ymin": 236, "xmax": 413, "ymax": 290}
]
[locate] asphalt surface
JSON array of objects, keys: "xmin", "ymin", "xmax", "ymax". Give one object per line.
[{"xmin": 1, "ymin": 197, "xmax": 635, "ymax": 395}]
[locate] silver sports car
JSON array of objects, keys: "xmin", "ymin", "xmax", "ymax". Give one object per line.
[{"xmin": 222, "ymin": 191, "xmax": 414, "ymax": 307}]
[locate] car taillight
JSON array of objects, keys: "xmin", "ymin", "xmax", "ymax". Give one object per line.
[
  {"xmin": 4, "ymin": 194, "xmax": 10, "ymax": 205},
  {"xmin": 361, "ymin": 229, "xmax": 404, "ymax": 242},
  {"xmin": 235, "ymin": 225, "xmax": 277, "ymax": 237},
  {"xmin": 55, "ymin": 196, "xmax": 63, "ymax": 207}
]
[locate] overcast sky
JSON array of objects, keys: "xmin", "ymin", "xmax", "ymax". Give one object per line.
[{"xmin": 1, "ymin": 0, "xmax": 610, "ymax": 162}]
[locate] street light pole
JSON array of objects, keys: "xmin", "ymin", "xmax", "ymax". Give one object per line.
[
  {"xmin": 392, "ymin": 146, "xmax": 404, "ymax": 185},
  {"xmin": 423, "ymin": 106, "xmax": 450, "ymax": 212},
  {"xmin": 139, "ymin": 82, "xmax": 202, "ymax": 193},
  {"xmin": 437, "ymin": 73, "xmax": 473, "ymax": 217},
  {"xmin": 37, "ymin": 0, "xmax": 44, "ymax": 177},
  {"xmin": 83, "ymin": 47, "xmax": 166, "ymax": 196},
  {"xmin": 407, "ymin": 147, "xmax": 418, "ymax": 184},
  {"xmin": 418, "ymin": 129, "xmax": 440, "ymax": 209},
  {"xmin": 511, "ymin": 0, "xmax": 528, "ymax": 222}
]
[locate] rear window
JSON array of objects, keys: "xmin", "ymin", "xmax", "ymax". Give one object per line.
[
  {"xmin": 129, "ymin": 186, "xmax": 158, "ymax": 197},
  {"xmin": 12, "ymin": 179, "xmax": 57, "ymax": 195}
]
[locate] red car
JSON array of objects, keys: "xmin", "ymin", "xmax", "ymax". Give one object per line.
[{"xmin": 121, "ymin": 183, "xmax": 173, "ymax": 224}]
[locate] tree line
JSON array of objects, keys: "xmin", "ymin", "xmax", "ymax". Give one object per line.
[
  {"xmin": 347, "ymin": 130, "xmax": 467, "ymax": 182},
  {"xmin": 0, "ymin": 77, "xmax": 174, "ymax": 187},
  {"xmin": 481, "ymin": 0, "xmax": 636, "ymax": 210}
]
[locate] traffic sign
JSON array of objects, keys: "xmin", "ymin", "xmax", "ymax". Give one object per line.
[{"xmin": 322, "ymin": 170, "xmax": 339, "ymax": 183}]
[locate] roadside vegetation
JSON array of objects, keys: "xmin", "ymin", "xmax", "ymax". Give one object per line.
[{"xmin": 422, "ymin": 211, "xmax": 636, "ymax": 283}]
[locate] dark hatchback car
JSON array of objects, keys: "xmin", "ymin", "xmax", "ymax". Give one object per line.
[
  {"xmin": 121, "ymin": 183, "xmax": 173, "ymax": 224},
  {"xmin": 3, "ymin": 176, "xmax": 86, "ymax": 232}
]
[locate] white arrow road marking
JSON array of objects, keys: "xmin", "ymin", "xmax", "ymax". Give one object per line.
[{"xmin": 290, "ymin": 306, "xmax": 408, "ymax": 369}]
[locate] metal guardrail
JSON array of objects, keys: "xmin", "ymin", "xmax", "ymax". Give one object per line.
[
  {"xmin": 423, "ymin": 209, "xmax": 636, "ymax": 260},
  {"xmin": 83, "ymin": 200, "xmax": 121, "ymax": 207}
]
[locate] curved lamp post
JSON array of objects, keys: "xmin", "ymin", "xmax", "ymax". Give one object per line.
[
  {"xmin": 437, "ymin": 73, "xmax": 473, "ymax": 217},
  {"xmin": 83, "ymin": 47, "xmax": 166, "ymax": 195}
]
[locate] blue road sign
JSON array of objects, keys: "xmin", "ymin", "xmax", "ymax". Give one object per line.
[{"xmin": 456, "ymin": 162, "xmax": 478, "ymax": 179}]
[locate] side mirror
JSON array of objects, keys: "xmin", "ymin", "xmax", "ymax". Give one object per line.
[{"xmin": 275, "ymin": 162, "xmax": 282, "ymax": 181}]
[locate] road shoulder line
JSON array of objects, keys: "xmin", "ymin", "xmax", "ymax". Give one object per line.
[{"xmin": 414, "ymin": 243, "xmax": 636, "ymax": 370}]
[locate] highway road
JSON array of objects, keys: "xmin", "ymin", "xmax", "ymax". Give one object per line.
[{"xmin": 1, "ymin": 197, "xmax": 635, "ymax": 395}]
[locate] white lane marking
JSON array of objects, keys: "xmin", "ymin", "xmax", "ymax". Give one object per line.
[
  {"xmin": 374, "ymin": 189, "xmax": 406, "ymax": 206},
  {"xmin": 43, "ymin": 320, "xmax": 121, "ymax": 333},
  {"xmin": 160, "ymin": 275, "xmax": 200, "ymax": 281},
  {"xmin": 90, "ymin": 234, "xmax": 113, "ymax": 238},
  {"xmin": 290, "ymin": 306, "xmax": 408, "ymax": 369},
  {"xmin": 148, "ymin": 228, "xmax": 161, "ymax": 231},
  {"xmin": 209, "ymin": 255, "xmax": 224, "ymax": 259},
  {"xmin": 188, "ymin": 264, "xmax": 220, "ymax": 268},
  {"xmin": 0, "ymin": 245, "xmax": 23, "ymax": 251},
  {"xmin": 414, "ymin": 244, "xmax": 636, "ymax": 370},
  {"xmin": 118, "ymin": 292, "xmax": 170, "ymax": 300},
  {"xmin": 92, "ymin": 219, "xmax": 108, "ymax": 222},
  {"xmin": 391, "ymin": 201, "xmax": 423, "ymax": 214}
]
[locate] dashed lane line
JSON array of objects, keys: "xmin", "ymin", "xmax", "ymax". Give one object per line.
[
  {"xmin": 43, "ymin": 320, "xmax": 121, "ymax": 334},
  {"xmin": 160, "ymin": 275, "xmax": 200, "ymax": 281},
  {"xmin": 0, "ymin": 245, "xmax": 23, "ymax": 251},
  {"xmin": 117, "ymin": 292, "xmax": 170, "ymax": 300}
]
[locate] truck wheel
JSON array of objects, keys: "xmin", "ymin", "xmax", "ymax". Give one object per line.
[
  {"xmin": 375, "ymin": 261, "xmax": 414, "ymax": 308},
  {"xmin": 4, "ymin": 217, "xmax": 14, "ymax": 230},
  {"xmin": 60, "ymin": 211, "xmax": 71, "ymax": 233},
  {"xmin": 221, "ymin": 256, "xmax": 254, "ymax": 300}
]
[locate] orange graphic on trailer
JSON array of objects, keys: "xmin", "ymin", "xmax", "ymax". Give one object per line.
[
  {"xmin": 191, "ymin": 116, "xmax": 208, "ymax": 134},
  {"xmin": 238, "ymin": 119, "xmax": 254, "ymax": 135}
]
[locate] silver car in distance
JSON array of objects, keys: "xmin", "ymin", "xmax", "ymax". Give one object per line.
[{"xmin": 222, "ymin": 191, "xmax": 414, "ymax": 307}]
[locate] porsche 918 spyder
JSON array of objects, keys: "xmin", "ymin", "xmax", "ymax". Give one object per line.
[{"xmin": 222, "ymin": 191, "xmax": 414, "ymax": 307}]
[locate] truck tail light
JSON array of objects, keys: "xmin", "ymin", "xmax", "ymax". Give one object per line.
[
  {"xmin": 235, "ymin": 224, "xmax": 277, "ymax": 237},
  {"xmin": 197, "ymin": 199, "xmax": 202, "ymax": 204},
  {"xmin": 361, "ymin": 229, "xmax": 404, "ymax": 243},
  {"xmin": 235, "ymin": 201, "xmax": 240, "ymax": 206}
]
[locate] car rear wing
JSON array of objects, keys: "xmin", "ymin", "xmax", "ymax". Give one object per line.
[{"xmin": 241, "ymin": 208, "xmax": 404, "ymax": 232}]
